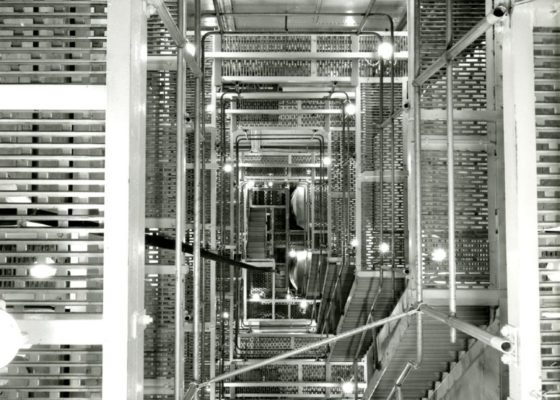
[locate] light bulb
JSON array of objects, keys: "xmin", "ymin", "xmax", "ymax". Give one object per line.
[
  {"xmin": 286, "ymin": 291, "xmax": 292, "ymax": 300},
  {"xmin": 432, "ymin": 248, "xmax": 447, "ymax": 262},
  {"xmin": 344, "ymin": 102, "xmax": 357, "ymax": 116},
  {"xmin": 379, "ymin": 242, "xmax": 390, "ymax": 254},
  {"xmin": 323, "ymin": 156, "xmax": 332, "ymax": 166},
  {"xmin": 223, "ymin": 163, "xmax": 233, "ymax": 173},
  {"xmin": 251, "ymin": 292, "xmax": 261, "ymax": 301},
  {"xmin": 267, "ymin": 181, "xmax": 273, "ymax": 188},
  {"xmin": 341, "ymin": 381, "xmax": 354, "ymax": 394},
  {"xmin": 222, "ymin": 311, "xmax": 229, "ymax": 319},
  {"xmin": 0, "ymin": 306, "xmax": 23, "ymax": 368},
  {"xmin": 289, "ymin": 249, "xmax": 297, "ymax": 258},
  {"xmin": 378, "ymin": 42, "xmax": 393, "ymax": 60},
  {"xmin": 351, "ymin": 238, "xmax": 359, "ymax": 247},
  {"xmin": 299, "ymin": 300, "xmax": 308, "ymax": 310},
  {"xmin": 246, "ymin": 180, "xmax": 255, "ymax": 189},
  {"xmin": 30, "ymin": 264, "xmax": 57, "ymax": 279}
]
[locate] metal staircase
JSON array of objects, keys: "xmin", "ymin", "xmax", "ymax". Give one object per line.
[{"xmin": 246, "ymin": 208, "xmax": 267, "ymax": 259}]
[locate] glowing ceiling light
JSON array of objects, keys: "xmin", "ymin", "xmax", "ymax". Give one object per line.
[
  {"xmin": 299, "ymin": 300, "xmax": 309, "ymax": 311},
  {"xmin": 0, "ymin": 301, "xmax": 24, "ymax": 368},
  {"xmin": 378, "ymin": 42, "xmax": 393, "ymax": 60},
  {"xmin": 351, "ymin": 238, "xmax": 359, "ymax": 247},
  {"xmin": 289, "ymin": 249, "xmax": 297, "ymax": 258},
  {"xmin": 267, "ymin": 181, "xmax": 274, "ymax": 188},
  {"xmin": 432, "ymin": 248, "xmax": 447, "ymax": 262},
  {"xmin": 30, "ymin": 264, "xmax": 57, "ymax": 279},
  {"xmin": 341, "ymin": 381, "xmax": 354, "ymax": 394},
  {"xmin": 286, "ymin": 291, "xmax": 292, "ymax": 301},
  {"xmin": 246, "ymin": 180, "xmax": 255, "ymax": 189},
  {"xmin": 251, "ymin": 292, "xmax": 262, "ymax": 301},
  {"xmin": 323, "ymin": 156, "xmax": 332, "ymax": 166},
  {"xmin": 379, "ymin": 242, "xmax": 390, "ymax": 254},
  {"xmin": 222, "ymin": 311, "xmax": 229, "ymax": 319},
  {"xmin": 223, "ymin": 163, "xmax": 233, "ymax": 173},
  {"xmin": 344, "ymin": 102, "xmax": 357, "ymax": 116}
]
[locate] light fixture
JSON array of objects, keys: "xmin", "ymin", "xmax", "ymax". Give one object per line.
[
  {"xmin": 223, "ymin": 163, "xmax": 233, "ymax": 173},
  {"xmin": 432, "ymin": 248, "xmax": 447, "ymax": 262},
  {"xmin": 344, "ymin": 102, "xmax": 357, "ymax": 116},
  {"xmin": 289, "ymin": 249, "xmax": 297, "ymax": 258},
  {"xmin": 341, "ymin": 380, "xmax": 354, "ymax": 394},
  {"xmin": 250, "ymin": 292, "xmax": 262, "ymax": 301},
  {"xmin": 222, "ymin": 311, "xmax": 229, "ymax": 319},
  {"xmin": 379, "ymin": 242, "xmax": 390, "ymax": 254},
  {"xmin": 0, "ymin": 300, "xmax": 24, "ymax": 369},
  {"xmin": 267, "ymin": 181, "xmax": 273, "ymax": 188},
  {"xmin": 299, "ymin": 300, "xmax": 309, "ymax": 311},
  {"xmin": 351, "ymin": 238, "xmax": 359, "ymax": 247},
  {"xmin": 185, "ymin": 41, "xmax": 196, "ymax": 56},
  {"xmin": 296, "ymin": 250, "xmax": 308, "ymax": 261},
  {"xmin": 378, "ymin": 41, "xmax": 393, "ymax": 60},
  {"xmin": 30, "ymin": 263, "xmax": 57, "ymax": 279},
  {"xmin": 344, "ymin": 15, "xmax": 356, "ymax": 26},
  {"xmin": 246, "ymin": 180, "xmax": 255, "ymax": 189},
  {"xmin": 286, "ymin": 291, "xmax": 292, "ymax": 301},
  {"xmin": 323, "ymin": 156, "xmax": 332, "ymax": 166}
]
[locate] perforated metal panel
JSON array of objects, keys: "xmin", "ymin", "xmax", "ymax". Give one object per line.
[
  {"xmin": 0, "ymin": 1, "xmax": 107, "ymax": 84},
  {"xmin": 0, "ymin": 345, "xmax": 102, "ymax": 398},
  {"xmin": 0, "ymin": 111, "xmax": 105, "ymax": 312},
  {"xmin": 534, "ymin": 27, "xmax": 560, "ymax": 398}
]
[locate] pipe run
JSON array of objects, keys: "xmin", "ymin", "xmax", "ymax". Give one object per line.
[
  {"xmin": 145, "ymin": 234, "xmax": 276, "ymax": 273},
  {"xmin": 413, "ymin": 5, "xmax": 507, "ymax": 86},
  {"xmin": 385, "ymin": 361, "xmax": 417, "ymax": 400},
  {"xmin": 196, "ymin": 309, "xmax": 418, "ymax": 390},
  {"xmin": 174, "ymin": 0, "xmax": 187, "ymax": 397},
  {"xmin": 419, "ymin": 304, "xmax": 513, "ymax": 354}
]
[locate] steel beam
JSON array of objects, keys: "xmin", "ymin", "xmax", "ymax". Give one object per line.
[
  {"xmin": 0, "ymin": 85, "xmax": 106, "ymax": 110},
  {"xmin": 16, "ymin": 315, "xmax": 103, "ymax": 345},
  {"xmin": 413, "ymin": 6, "xmax": 508, "ymax": 87}
]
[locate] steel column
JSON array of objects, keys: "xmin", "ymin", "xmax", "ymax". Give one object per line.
[
  {"xmin": 102, "ymin": 0, "xmax": 147, "ymax": 397},
  {"xmin": 501, "ymin": 3, "xmax": 543, "ymax": 398},
  {"xmin": 193, "ymin": 0, "xmax": 202, "ymax": 394}
]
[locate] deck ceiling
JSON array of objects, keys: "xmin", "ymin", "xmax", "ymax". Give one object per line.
[{"xmin": 198, "ymin": 0, "xmax": 406, "ymax": 32}]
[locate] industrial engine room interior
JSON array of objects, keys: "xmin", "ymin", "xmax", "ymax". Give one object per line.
[{"xmin": 0, "ymin": 0, "xmax": 558, "ymax": 399}]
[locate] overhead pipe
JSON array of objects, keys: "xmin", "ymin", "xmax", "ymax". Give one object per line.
[
  {"xmin": 446, "ymin": 0, "xmax": 457, "ymax": 344},
  {"xmin": 198, "ymin": 309, "xmax": 418, "ymax": 389},
  {"xmin": 147, "ymin": 0, "xmax": 202, "ymax": 77},
  {"xmin": 413, "ymin": 5, "xmax": 508, "ymax": 86},
  {"xmin": 356, "ymin": 0, "xmax": 379, "ymax": 33},
  {"xmin": 174, "ymin": 0, "xmax": 187, "ymax": 397},
  {"xmin": 193, "ymin": 0, "xmax": 202, "ymax": 393},
  {"xmin": 211, "ymin": 0, "xmax": 225, "ymax": 32},
  {"xmin": 385, "ymin": 361, "xmax": 417, "ymax": 400},
  {"xmin": 419, "ymin": 304, "xmax": 513, "ymax": 354},
  {"xmin": 411, "ymin": 0, "xmax": 424, "ymax": 368}
]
